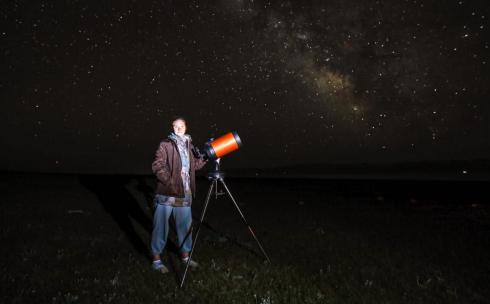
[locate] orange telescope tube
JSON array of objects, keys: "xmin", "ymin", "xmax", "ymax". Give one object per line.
[{"xmin": 206, "ymin": 132, "xmax": 242, "ymax": 159}]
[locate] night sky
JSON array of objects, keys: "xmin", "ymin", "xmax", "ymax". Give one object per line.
[{"xmin": 2, "ymin": 0, "xmax": 489, "ymax": 174}]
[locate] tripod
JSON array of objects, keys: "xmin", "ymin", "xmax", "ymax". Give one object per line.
[{"xmin": 180, "ymin": 159, "xmax": 271, "ymax": 288}]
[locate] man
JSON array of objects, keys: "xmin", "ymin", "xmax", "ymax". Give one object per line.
[{"xmin": 151, "ymin": 117, "xmax": 207, "ymax": 273}]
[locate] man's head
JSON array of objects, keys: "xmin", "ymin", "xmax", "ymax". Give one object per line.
[{"xmin": 172, "ymin": 117, "xmax": 187, "ymax": 136}]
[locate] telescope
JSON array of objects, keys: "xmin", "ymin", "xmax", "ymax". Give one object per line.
[
  {"xmin": 181, "ymin": 130, "xmax": 271, "ymax": 287},
  {"xmin": 192, "ymin": 131, "xmax": 242, "ymax": 161}
]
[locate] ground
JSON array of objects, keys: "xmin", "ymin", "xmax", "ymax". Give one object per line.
[{"xmin": 1, "ymin": 173, "xmax": 489, "ymax": 303}]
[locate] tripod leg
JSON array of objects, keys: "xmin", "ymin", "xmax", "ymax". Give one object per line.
[
  {"xmin": 180, "ymin": 180, "xmax": 215, "ymax": 288},
  {"xmin": 215, "ymin": 179, "xmax": 218, "ymax": 199},
  {"xmin": 179, "ymin": 180, "xmax": 218, "ymax": 250},
  {"xmin": 218, "ymin": 179, "xmax": 271, "ymax": 264},
  {"xmin": 178, "ymin": 218, "xmax": 193, "ymax": 252}
]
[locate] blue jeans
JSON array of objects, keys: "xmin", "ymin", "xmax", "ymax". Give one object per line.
[{"xmin": 151, "ymin": 196, "xmax": 193, "ymax": 256}]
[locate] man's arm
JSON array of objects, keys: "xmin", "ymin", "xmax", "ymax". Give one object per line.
[
  {"xmin": 152, "ymin": 142, "xmax": 170, "ymax": 183},
  {"xmin": 194, "ymin": 156, "xmax": 207, "ymax": 171},
  {"xmin": 191, "ymin": 143, "xmax": 208, "ymax": 170}
]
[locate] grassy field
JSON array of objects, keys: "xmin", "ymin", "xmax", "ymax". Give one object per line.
[{"xmin": 1, "ymin": 173, "xmax": 489, "ymax": 303}]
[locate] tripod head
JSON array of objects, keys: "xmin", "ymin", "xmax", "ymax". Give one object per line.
[{"xmin": 206, "ymin": 158, "xmax": 225, "ymax": 180}]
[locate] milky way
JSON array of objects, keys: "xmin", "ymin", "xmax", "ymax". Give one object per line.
[{"xmin": 1, "ymin": 0, "xmax": 489, "ymax": 173}]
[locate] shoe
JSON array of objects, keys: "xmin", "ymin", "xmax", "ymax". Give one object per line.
[
  {"xmin": 182, "ymin": 257, "xmax": 199, "ymax": 269},
  {"xmin": 152, "ymin": 260, "xmax": 169, "ymax": 274}
]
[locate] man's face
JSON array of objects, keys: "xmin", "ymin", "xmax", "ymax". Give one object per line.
[{"xmin": 172, "ymin": 119, "xmax": 186, "ymax": 136}]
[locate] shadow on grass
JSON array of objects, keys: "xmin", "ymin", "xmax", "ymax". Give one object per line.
[
  {"xmin": 78, "ymin": 175, "xmax": 267, "ymax": 286},
  {"xmin": 79, "ymin": 175, "xmax": 154, "ymax": 259},
  {"xmin": 190, "ymin": 178, "xmax": 270, "ymax": 261}
]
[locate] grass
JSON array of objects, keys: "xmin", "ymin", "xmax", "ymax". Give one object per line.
[{"xmin": 1, "ymin": 173, "xmax": 489, "ymax": 303}]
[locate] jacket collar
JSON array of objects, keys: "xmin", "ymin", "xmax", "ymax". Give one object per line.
[{"xmin": 168, "ymin": 132, "xmax": 192, "ymax": 144}]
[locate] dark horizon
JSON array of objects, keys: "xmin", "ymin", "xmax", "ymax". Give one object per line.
[{"xmin": 2, "ymin": 158, "xmax": 489, "ymax": 182}]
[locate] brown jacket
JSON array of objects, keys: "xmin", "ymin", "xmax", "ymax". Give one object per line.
[{"xmin": 152, "ymin": 138, "xmax": 207, "ymax": 198}]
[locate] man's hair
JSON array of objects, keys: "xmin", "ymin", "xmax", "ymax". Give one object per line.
[{"xmin": 172, "ymin": 116, "xmax": 186, "ymax": 126}]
